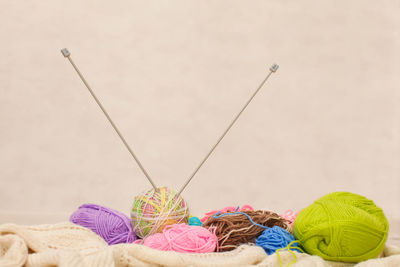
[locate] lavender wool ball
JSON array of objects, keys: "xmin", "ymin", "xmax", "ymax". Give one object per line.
[{"xmin": 70, "ymin": 204, "xmax": 136, "ymax": 245}]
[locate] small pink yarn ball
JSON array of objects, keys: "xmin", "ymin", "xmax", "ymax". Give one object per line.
[
  {"xmin": 143, "ymin": 223, "xmax": 218, "ymax": 253},
  {"xmin": 200, "ymin": 205, "xmax": 254, "ymax": 223}
]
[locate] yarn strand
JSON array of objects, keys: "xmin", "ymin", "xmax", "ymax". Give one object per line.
[
  {"xmin": 212, "ymin": 211, "xmax": 269, "ymax": 229},
  {"xmin": 276, "ymin": 240, "xmax": 304, "ymax": 267}
]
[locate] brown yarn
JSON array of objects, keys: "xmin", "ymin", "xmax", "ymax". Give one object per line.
[{"xmin": 202, "ymin": 210, "xmax": 292, "ymax": 252}]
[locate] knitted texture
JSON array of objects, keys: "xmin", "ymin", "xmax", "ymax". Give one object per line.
[
  {"xmin": 293, "ymin": 192, "xmax": 389, "ymax": 263},
  {"xmin": 0, "ymin": 222, "xmax": 399, "ymax": 266}
]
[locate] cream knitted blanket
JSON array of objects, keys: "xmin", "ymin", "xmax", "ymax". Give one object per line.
[{"xmin": 0, "ymin": 222, "xmax": 399, "ymax": 267}]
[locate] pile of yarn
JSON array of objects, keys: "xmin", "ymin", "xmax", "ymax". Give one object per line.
[
  {"xmin": 142, "ymin": 223, "xmax": 218, "ymax": 253},
  {"xmin": 131, "ymin": 187, "xmax": 189, "ymax": 238},
  {"xmin": 70, "ymin": 203, "xmax": 136, "ymax": 245},
  {"xmin": 69, "ymin": 191, "xmax": 389, "ymax": 264},
  {"xmin": 202, "ymin": 210, "xmax": 292, "ymax": 251}
]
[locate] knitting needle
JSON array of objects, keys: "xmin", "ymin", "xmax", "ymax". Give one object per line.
[
  {"xmin": 61, "ymin": 48, "xmax": 157, "ymax": 190},
  {"xmin": 177, "ymin": 64, "xmax": 279, "ymax": 196}
]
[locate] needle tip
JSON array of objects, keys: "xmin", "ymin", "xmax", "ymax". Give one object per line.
[
  {"xmin": 61, "ymin": 48, "xmax": 70, "ymax": 57},
  {"xmin": 270, "ymin": 63, "xmax": 279, "ymax": 72}
]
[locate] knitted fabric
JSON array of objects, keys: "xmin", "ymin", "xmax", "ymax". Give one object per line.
[{"xmin": 0, "ymin": 222, "xmax": 399, "ymax": 267}]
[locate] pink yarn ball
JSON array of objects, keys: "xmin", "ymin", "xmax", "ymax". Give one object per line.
[
  {"xmin": 143, "ymin": 224, "xmax": 218, "ymax": 253},
  {"xmin": 279, "ymin": 209, "xmax": 299, "ymax": 226}
]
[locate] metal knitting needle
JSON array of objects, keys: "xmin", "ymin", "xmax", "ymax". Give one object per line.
[
  {"xmin": 61, "ymin": 48, "xmax": 157, "ymax": 190},
  {"xmin": 177, "ymin": 64, "xmax": 279, "ymax": 196}
]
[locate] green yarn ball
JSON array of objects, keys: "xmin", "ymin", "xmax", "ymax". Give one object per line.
[{"xmin": 293, "ymin": 192, "xmax": 389, "ymax": 263}]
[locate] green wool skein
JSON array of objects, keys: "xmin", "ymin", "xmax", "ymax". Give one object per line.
[{"xmin": 293, "ymin": 192, "xmax": 389, "ymax": 263}]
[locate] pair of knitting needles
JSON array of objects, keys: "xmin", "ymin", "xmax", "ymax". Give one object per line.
[{"xmin": 61, "ymin": 48, "xmax": 278, "ymax": 197}]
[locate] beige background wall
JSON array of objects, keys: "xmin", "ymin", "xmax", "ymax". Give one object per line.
[{"xmin": 0, "ymin": 0, "xmax": 399, "ymax": 244}]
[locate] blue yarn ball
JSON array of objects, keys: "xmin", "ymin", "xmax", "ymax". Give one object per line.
[
  {"xmin": 189, "ymin": 216, "xmax": 203, "ymax": 226},
  {"xmin": 256, "ymin": 226, "xmax": 297, "ymax": 255}
]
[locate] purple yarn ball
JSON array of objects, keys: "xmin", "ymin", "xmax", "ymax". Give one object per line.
[{"xmin": 70, "ymin": 203, "xmax": 136, "ymax": 245}]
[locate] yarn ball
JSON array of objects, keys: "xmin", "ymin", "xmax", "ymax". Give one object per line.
[
  {"xmin": 200, "ymin": 204, "xmax": 254, "ymax": 223},
  {"xmin": 143, "ymin": 223, "xmax": 218, "ymax": 253},
  {"xmin": 131, "ymin": 187, "xmax": 189, "ymax": 238},
  {"xmin": 279, "ymin": 210, "xmax": 299, "ymax": 226},
  {"xmin": 255, "ymin": 226, "xmax": 296, "ymax": 255},
  {"xmin": 70, "ymin": 203, "xmax": 136, "ymax": 245},
  {"xmin": 189, "ymin": 216, "xmax": 203, "ymax": 226},
  {"xmin": 203, "ymin": 210, "xmax": 291, "ymax": 251},
  {"xmin": 293, "ymin": 192, "xmax": 389, "ymax": 263}
]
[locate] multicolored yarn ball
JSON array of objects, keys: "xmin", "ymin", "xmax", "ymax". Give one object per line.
[
  {"xmin": 200, "ymin": 204, "xmax": 253, "ymax": 223},
  {"xmin": 143, "ymin": 223, "xmax": 218, "ymax": 253},
  {"xmin": 293, "ymin": 192, "xmax": 389, "ymax": 263},
  {"xmin": 255, "ymin": 226, "xmax": 297, "ymax": 255},
  {"xmin": 203, "ymin": 210, "xmax": 291, "ymax": 251},
  {"xmin": 70, "ymin": 203, "xmax": 136, "ymax": 245},
  {"xmin": 131, "ymin": 187, "xmax": 189, "ymax": 238}
]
